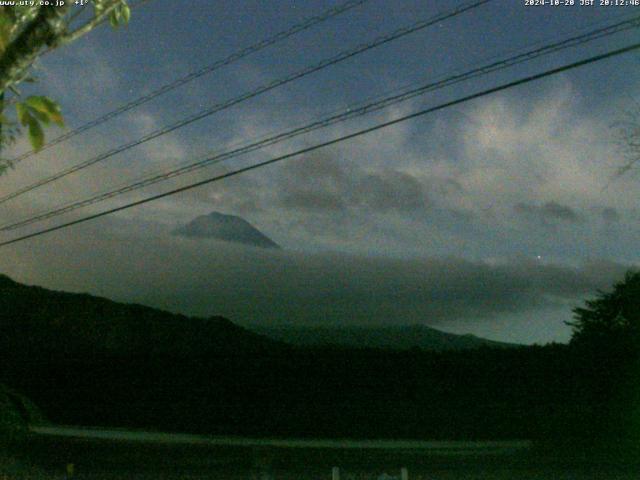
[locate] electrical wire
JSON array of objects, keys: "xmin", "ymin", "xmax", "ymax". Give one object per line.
[
  {"xmin": 8, "ymin": 0, "xmax": 370, "ymax": 163},
  {"xmin": 0, "ymin": 0, "xmax": 492, "ymax": 205},
  {"xmin": 2, "ymin": 14, "xmax": 638, "ymax": 232},
  {"xmin": 1, "ymin": 40, "xmax": 638, "ymax": 248}
]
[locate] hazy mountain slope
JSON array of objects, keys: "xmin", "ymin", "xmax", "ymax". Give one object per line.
[
  {"xmin": 250, "ymin": 324, "xmax": 517, "ymax": 351},
  {"xmin": 174, "ymin": 211, "xmax": 280, "ymax": 249}
]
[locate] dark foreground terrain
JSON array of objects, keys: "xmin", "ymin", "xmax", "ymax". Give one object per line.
[
  {"xmin": 1, "ymin": 273, "xmax": 638, "ymax": 479},
  {"xmin": 2, "ymin": 429, "xmax": 639, "ymax": 480},
  {"xmin": 1, "ymin": 274, "xmax": 638, "ymax": 441}
]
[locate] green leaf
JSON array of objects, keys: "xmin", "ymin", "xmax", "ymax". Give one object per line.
[
  {"xmin": 94, "ymin": 0, "xmax": 107, "ymax": 16},
  {"xmin": 27, "ymin": 107, "xmax": 50, "ymax": 126},
  {"xmin": 109, "ymin": 9, "xmax": 120, "ymax": 28},
  {"xmin": 109, "ymin": 2, "xmax": 131, "ymax": 28},
  {"xmin": 0, "ymin": 12, "xmax": 12, "ymax": 52},
  {"xmin": 26, "ymin": 115, "xmax": 44, "ymax": 151},
  {"xmin": 120, "ymin": 4, "xmax": 131, "ymax": 24},
  {"xmin": 24, "ymin": 96, "xmax": 63, "ymax": 127},
  {"xmin": 24, "ymin": 96, "xmax": 59, "ymax": 113},
  {"xmin": 15, "ymin": 102, "xmax": 29, "ymax": 126}
]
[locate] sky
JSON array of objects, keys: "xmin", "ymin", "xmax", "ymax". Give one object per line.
[{"xmin": 1, "ymin": 0, "xmax": 639, "ymax": 343}]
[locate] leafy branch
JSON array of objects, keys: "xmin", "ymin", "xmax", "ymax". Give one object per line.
[{"xmin": 0, "ymin": 1, "xmax": 134, "ymax": 169}]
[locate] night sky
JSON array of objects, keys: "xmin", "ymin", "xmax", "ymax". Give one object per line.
[{"xmin": 1, "ymin": 0, "xmax": 639, "ymax": 343}]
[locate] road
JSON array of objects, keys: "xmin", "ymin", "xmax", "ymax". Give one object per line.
[{"xmin": 29, "ymin": 425, "xmax": 532, "ymax": 453}]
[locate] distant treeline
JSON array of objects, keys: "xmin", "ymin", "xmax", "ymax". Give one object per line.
[{"xmin": 1, "ymin": 345, "xmax": 637, "ymax": 442}]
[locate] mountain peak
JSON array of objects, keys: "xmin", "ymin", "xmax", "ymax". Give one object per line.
[{"xmin": 174, "ymin": 211, "xmax": 280, "ymax": 249}]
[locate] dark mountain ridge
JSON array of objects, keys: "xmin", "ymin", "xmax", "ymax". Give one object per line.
[
  {"xmin": 0, "ymin": 274, "xmax": 511, "ymax": 356},
  {"xmin": 251, "ymin": 324, "xmax": 516, "ymax": 351},
  {"xmin": 0, "ymin": 274, "xmax": 281, "ymax": 358}
]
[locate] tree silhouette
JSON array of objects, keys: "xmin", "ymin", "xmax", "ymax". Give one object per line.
[
  {"xmin": 568, "ymin": 270, "xmax": 640, "ymax": 443},
  {"xmin": 568, "ymin": 270, "xmax": 640, "ymax": 354}
]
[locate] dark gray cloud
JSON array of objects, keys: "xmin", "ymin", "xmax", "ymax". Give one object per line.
[
  {"xmin": 602, "ymin": 207, "xmax": 620, "ymax": 223},
  {"xmin": 276, "ymin": 154, "xmax": 430, "ymax": 215},
  {"xmin": 353, "ymin": 170, "xmax": 428, "ymax": 212},
  {"xmin": 514, "ymin": 201, "xmax": 583, "ymax": 224},
  {"xmin": 280, "ymin": 190, "xmax": 346, "ymax": 212},
  {"xmin": 0, "ymin": 219, "xmax": 632, "ymax": 344}
]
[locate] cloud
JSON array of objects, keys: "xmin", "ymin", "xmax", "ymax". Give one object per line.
[
  {"xmin": 353, "ymin": 169, "xmax": 429, "ymax": 213},
  {"xmin": 513, "ymin": 201, "xmax": 583, "ymax": 224},
  {"xmin": 456, "ymin": 80, "xmax": 633, "ymax": 212},
  {"xmin": 275, "ymin": 154, "xmax": 430, "ymax": 215},
  {"xmin": 7, "ymin": 77, "xmax": 635, "ymax": 263},
  {"xmin": 2, "ymin": 48, "xmax": 639, "ymax": 340},
  {"xmin": 0, "ymin": 219, "xmax": 632, "ymax": 343},
  {"xmin": 280, "ymin": 190, "xmax": 346, "ymax": 212},
  {"xmin": 601, "ymin": 207, "xmax": 620, "ymax": 223}
]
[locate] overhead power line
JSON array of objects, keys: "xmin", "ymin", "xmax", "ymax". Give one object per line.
[
  {"xmin": 8, "ymin": 0, "xmax": 371, "ymax": 164},
  {"xmin": 0, "ymin": 0, "xmax": 491, "ymax": 205},
  {"xmin": 3, "ymin": 14, "xmax": 638, "ymax": 233},
  {"xmin": 1, "ymin": 40, "xmax": 638, "ymax": 248}
]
